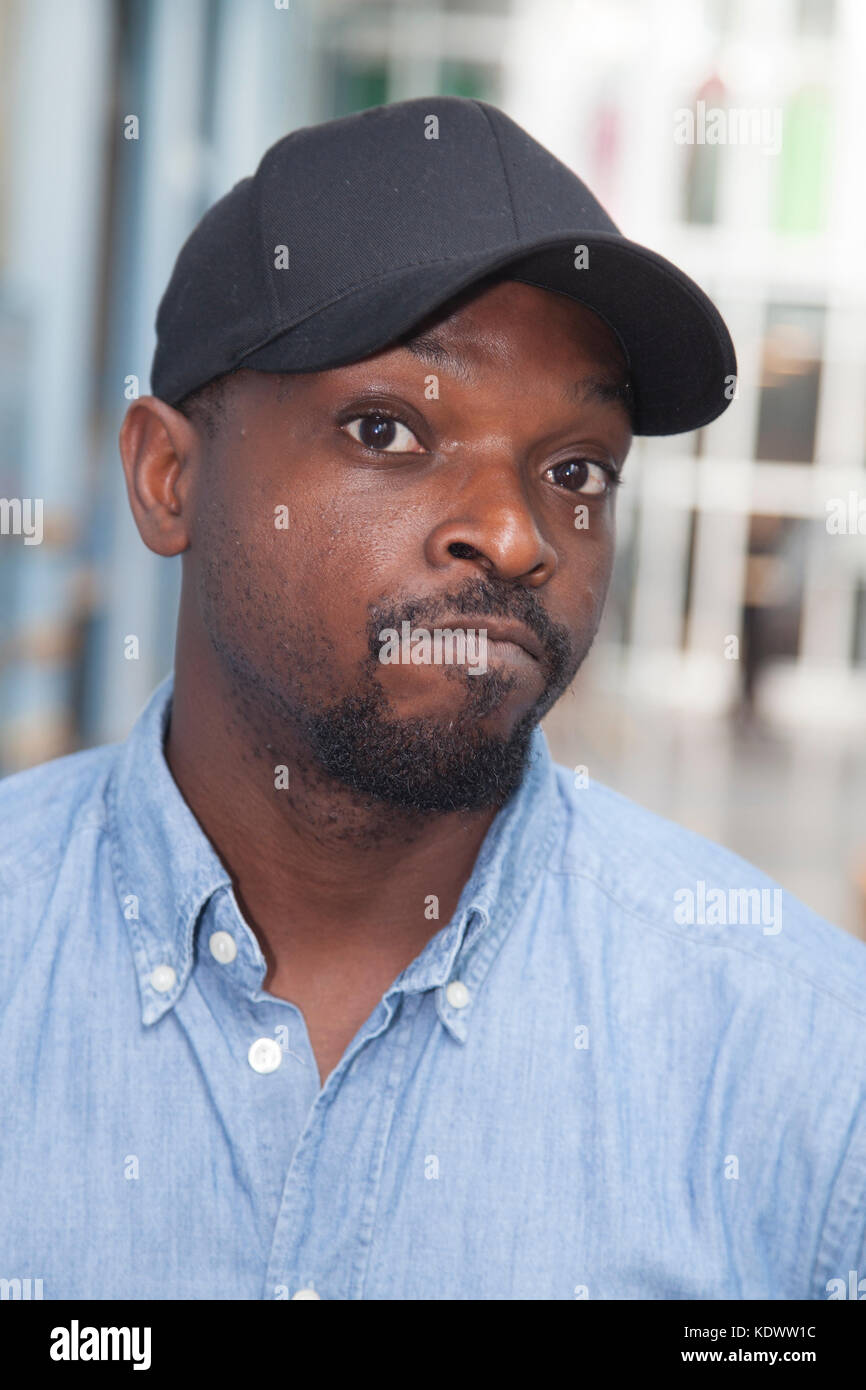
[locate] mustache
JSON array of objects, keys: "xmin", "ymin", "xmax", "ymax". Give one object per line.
[{"xmin": 365, "ymin": 577, "xmax": 574, "ymax": 677}]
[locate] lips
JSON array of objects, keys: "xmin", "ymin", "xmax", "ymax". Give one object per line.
[{"xmin": 439, "ymin": 616, "xmax": 545, "ymax": 664}]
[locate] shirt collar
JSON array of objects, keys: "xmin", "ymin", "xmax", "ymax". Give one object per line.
[
  {"xmin": 107, "ymin": 674, "xmax": 232, "ymax": 1025},
  {"xmin": 108, "ymin": 673, "xmax": 564, "ymax": 1034}
]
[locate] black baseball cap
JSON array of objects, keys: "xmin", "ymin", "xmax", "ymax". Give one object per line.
[{"xmin": 151, "ymin": 95, "xmax": 736, "ymax": 436}]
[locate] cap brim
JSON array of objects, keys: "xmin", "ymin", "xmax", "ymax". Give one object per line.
[{"xmin": 233, "ymin": 232, "xmax": 736, "ymax": 437}]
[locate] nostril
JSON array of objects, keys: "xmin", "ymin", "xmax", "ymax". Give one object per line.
[{"xmin": 448, "ymin": 542, "xmax": 480, "ymax": 560}]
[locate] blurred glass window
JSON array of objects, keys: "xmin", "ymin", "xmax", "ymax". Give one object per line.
[
  {"xmin": 755, "ymin": 304, "xmax": 825, "ymax": 463},
  {"xmin": 439, "ymin": 60, "xmax": 498, "ymax": 101},
  {"xmin": 796, "ymin": 0, "xmax": 837, "ymax": 36},
  {"xmin": 330, "ymin": 56, "xmax": 388, "ymax": 116},
  {"xmin": 681, "ymin": 73, "xmax": 725, "ymax": 226},
  {"xmin": 773, "ymin": 85, "xmax": 832, "ymax": 236}
]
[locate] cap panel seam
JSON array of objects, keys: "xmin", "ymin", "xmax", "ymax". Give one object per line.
[
  {"xmin": 234, "ymin": 244, "xmax": 526, "ymax": 363},
  {"xmin": 472, "ymin": 100, "xmax": 521, "ymax": 240}
]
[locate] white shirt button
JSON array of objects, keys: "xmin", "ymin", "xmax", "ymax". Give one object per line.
[
  {"xmin": 291, "ymin": 1288, "xmax": 321, "ymax": 1300},
  {"xmin": 150, "ymin": 964, "xmax": 177, "ymax": 993},
  {"xmin": 446, "ymin": 980, "xmax": 470, "ymax": 1009},
  {"xmin": 209, "ymin": 930, "xmax": 238, "ymax": 964},
  {"xmin": 248, "ymin": 1038, "xmax": 282, "ymax": 1074}
]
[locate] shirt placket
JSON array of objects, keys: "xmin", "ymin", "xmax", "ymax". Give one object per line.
[
  {"xmin": 170, "ymin": 890, "xmax": 322, "ymax": 1281},
  {"xmin": 262, "ymin": 987, "xmax": 424, "ymax": 1301}
]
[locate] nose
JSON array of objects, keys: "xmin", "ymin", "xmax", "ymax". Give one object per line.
[{"xmin": 424, "ymin": 461, "xmax": 557, "ymax": 587}]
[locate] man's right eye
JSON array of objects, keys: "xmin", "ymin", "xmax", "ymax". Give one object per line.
[{"xmin": 342, "ymin": 412, "xmax": 425, "ymax": 454}]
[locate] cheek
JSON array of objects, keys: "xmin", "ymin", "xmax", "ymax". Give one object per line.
[
  {"xmin": 283, "ymin": 492, "xmax": 425, "ymax": 623},
  {"xmin": 238, "ymin": 494, "xmax": 396, "ymax": 670},
  {"xmin": 560, "ymin": 520, "xmax": 616, "ymax": 627},
  {"xmin": 271, "ymin": 491, "xmax": 380, "ymax": 578},
  {"xmin": 568, "ymin": 505, "xmax": 615, "ymax": 571},
  {"xmin": 591, "ymin": 528, "xmax": 617, "ymax": 594}
]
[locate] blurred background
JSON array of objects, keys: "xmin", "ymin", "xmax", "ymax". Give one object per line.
[{"xmin": 1, "ymin": 0, "xmax": 865, "ymax": 934}]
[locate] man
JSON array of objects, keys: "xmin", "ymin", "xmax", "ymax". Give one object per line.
[{"xmin": 1, "ymin": 96, "xmax": 865, "ymax": 1302}]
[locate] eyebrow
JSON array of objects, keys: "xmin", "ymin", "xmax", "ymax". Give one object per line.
[
  {"xmin": 402, "ymin": 331, "xmax": 475, "ymax": 383},
  {"xmin": 402, "ymin": 330, "xmax": 634, "ymax": 426},
  {"xmin": 564, "ymin": 375, "xmax": 634, "ymax": 425}
]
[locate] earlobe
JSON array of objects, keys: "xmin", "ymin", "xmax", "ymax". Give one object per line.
[{"xmin": 119, "ymin": 397, "xmax": 194, "ymax": 557}]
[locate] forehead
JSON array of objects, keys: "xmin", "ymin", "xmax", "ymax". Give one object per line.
[
  {"xmin": 382, "ymin": 279, "xmax": 633, "ymax": 426},
  {"xmin": 396, "ymin": 278, "xmax": 629, "ymax": 378}
]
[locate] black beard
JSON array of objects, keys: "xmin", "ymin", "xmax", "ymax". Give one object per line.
[
  {"xmin": 201, "ymin": 536, "xmax": 593, "ymax": 816},
  {"xmin": 296, "ymin": 581, "xmax": 582, "ymax": 815},
  {"xmin": 302, "ymin": 682, "xmax": 538, "ymax": 814}
]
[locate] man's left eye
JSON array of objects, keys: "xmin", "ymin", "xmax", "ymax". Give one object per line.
[
  {"xmin": 343, "ymin": 413, "xmax": 424, "ymax": 453},
  {"xmin": 546, "ymin": 458, "xmax": 618, "ymax": 495}
]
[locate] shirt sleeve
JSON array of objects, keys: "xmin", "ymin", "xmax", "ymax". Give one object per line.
[{"xmin": 811, "ymin": 1098, "xmax": 866, "ymax": 1299}]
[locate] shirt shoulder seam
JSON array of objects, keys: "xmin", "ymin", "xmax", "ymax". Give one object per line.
[
  {"xmin": 546, "ymin": 861, "xmax": 866, "ymax": 1027},
  {"xmin": 0, "ymin": 816, "xmax": 108, "ymax": 897}
]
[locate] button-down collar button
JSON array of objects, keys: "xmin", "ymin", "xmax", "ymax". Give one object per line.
[
  {"xmin": 150, "ymin": 964, "xmax": 177, "ymax": 993},
  {"xmin": 248, "ymin": 1038, "xmax": 282, "ymax": 1074},
  {"xmin": 292, "ymin": 1288, "xmax": 321, "ymax": 1299},
  {"xmin": 446, "ymin": 980, "xmax": 470, "ymax": 1009},
  {"xmin": 209, "ymin": 930, "xmax": 238, "ymax": 964}
]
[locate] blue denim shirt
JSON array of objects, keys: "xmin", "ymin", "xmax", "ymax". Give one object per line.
[{"xmin": 1, "ymin": 673, "xmax": 866, "ymax": 1301}]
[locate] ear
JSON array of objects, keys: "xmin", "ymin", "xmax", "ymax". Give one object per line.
[{"xmin": 119, "ymin": 397, "xmax": 198, "ymax": 556}]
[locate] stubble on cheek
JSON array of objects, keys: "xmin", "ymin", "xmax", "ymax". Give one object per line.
[{"xmin": 196, "ymin": 510, "xmax": 346, "ymax": 749}]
